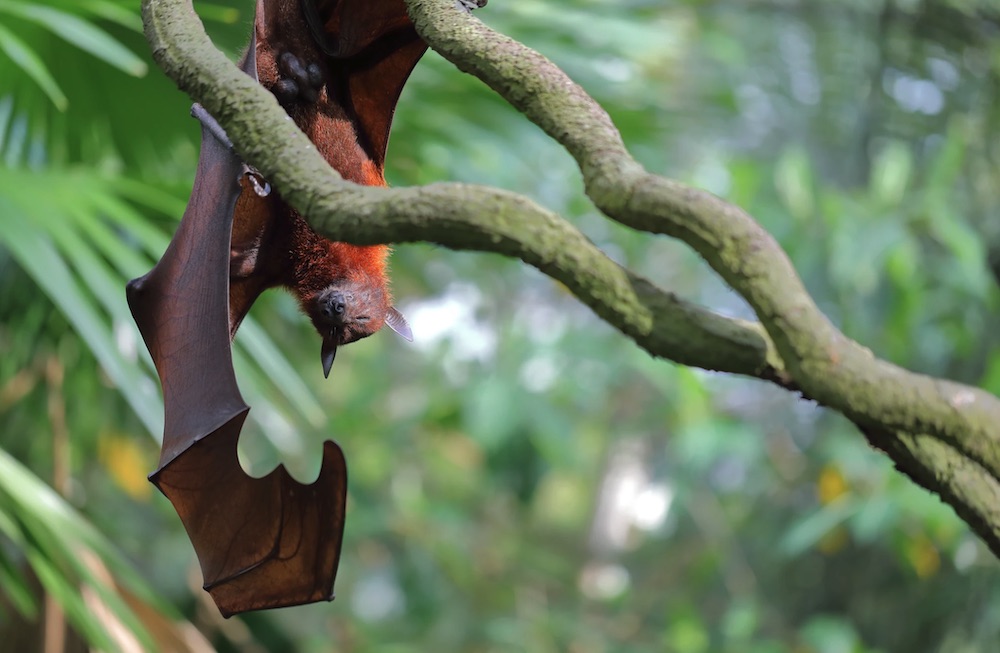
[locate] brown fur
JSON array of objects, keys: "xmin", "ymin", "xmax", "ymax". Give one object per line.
[{"xmin": 227, "ymin": 0, "xmax": 425, "ymax": 345}]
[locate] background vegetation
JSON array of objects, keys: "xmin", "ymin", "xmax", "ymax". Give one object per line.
[{"xmin": 1, "ymin": 0, "xmax": 999, "ymax": 650}]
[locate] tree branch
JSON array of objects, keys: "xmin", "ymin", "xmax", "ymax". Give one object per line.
[
  {"xmin": 401, "ymin": 0, "xmax": 1000, "ymax": 476},
  {"xmin": 140, "ymin": 0, "xmax": 788, "ymax": 381},
  {"xmin": 140, "ymin": 0, "xmax": 1000, "ymax": 554}
]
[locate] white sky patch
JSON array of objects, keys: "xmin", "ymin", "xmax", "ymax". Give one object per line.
[
  {"xmin": 589, "ymin": 439, "xmax": 674, "ymax": 556},
  {"xmin": 248, "ymin": 405, "xmax": 300, "ymax": 455},
  {"xmin": 404, "ymin": 282, "xmax": 497, "ymax": 364},
  {"xmin": 594, "ymin": 56, "xmax": 634, "ymax": 83},
  {"xmin": 927, "ymin": 57, "xmax": 959, "ymax": 90},
  {"xmin": 885, "ymin": 73, "xmax": 944, "ymax": 115},
  {"xmin": 351, "ymin": 570, "xmax": 405, "ymax": 622},
  {"xmin": 953, "ymin": 538, "xmax": 978, "ymax": 571},
  {"xmin": 579, "ymin": 561, "xmax": 630, "ymax": 601},
  {"xmin": 630, "ymin": 483, "xmax": 674, "ymax": 532},
  {"xmin": 113, "ymin": 319, "xmax": 138, "ymax": 360},
  {"xmin": 692, "ymin": 156, "xmax": 732, "ymax": 197},
  {"xmin": 520, "ymin": 355, "xmax": 560, "ymax": 393},
  {"xmin": 514, "ymin": 300, "xmax": 570, "ymax": 346}
]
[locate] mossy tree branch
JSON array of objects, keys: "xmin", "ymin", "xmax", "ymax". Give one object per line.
[{"xmin": 140, "ymin": 0, "xmax": 1000, "ymax": 555}]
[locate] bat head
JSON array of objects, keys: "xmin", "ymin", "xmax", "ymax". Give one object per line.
[{"xmin": 306, "ymin": 278, "xmax": 412, "ymax": 378}]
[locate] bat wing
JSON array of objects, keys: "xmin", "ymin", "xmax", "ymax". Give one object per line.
[
  {"xmin": 126, "ymin": 38, "xmax": 348, "ymax": 616},
  {"xmin": 151, "ymin": 428, "xmax": 347, "ymax": 617},
  {"xmin": 302, "ymin": 0, "xmax": 429, "ymax": 168}
]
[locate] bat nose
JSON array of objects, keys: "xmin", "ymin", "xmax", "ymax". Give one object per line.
[{"xmin": 322, "ymin": 292, "xmax": 347, "ymax": 319}]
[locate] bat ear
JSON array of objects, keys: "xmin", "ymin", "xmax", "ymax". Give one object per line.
[{"xmin": 385, "ymin": 306, "xmax": 413, "ymax": 342}]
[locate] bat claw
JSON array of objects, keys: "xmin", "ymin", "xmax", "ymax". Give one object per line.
[
  {"xmin": 456, "ymin": 0, "xmax": 487, "ymax": 11},
  {"xmin": 245, "ymin": 170, "xmax": 271, "ymax": 197}
]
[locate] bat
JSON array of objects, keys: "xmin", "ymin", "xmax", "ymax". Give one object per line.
[
  {"xmin": 230, "ymin": 0, "xmax": 421, "ymax": 374},
  {"xmin": 125, "ymin": 0, "xmax": 480, "ymax": 616}
]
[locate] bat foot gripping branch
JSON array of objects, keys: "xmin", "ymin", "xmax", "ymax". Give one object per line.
[{"xmin": 276, "ymin": 52, "xmax": 324, "ymax": 105}]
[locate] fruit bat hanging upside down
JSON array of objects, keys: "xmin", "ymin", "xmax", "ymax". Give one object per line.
[{"xmin": 126, "ymin": 0, "xmax": 484, "ymax": 616}]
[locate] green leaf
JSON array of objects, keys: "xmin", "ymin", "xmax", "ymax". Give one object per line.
[
  {"xmin": 722, "ymin": 599, "xmax": 759, "ymax": 642},
  {"xmin": 799, "ymin": 615, "xmax": 859, "ymax": 653},
  {"xmin": 0, "ymin": 194, "xmax": 163, "ymax": 437},
  {"xmin": 0, "ymin": 2, "xmax": 147, "ymax": 76},
  {"xmin": 870, "ymin": 140, "xmax": 912, "ymax": 207},
  {"xmin": 926, "ymin": 118, "xmax": 966, "ymax": 191},
  {"xmin": 850, "ymin": 495, "xmax": 894, "ymax": 543},
  {"xmin": 931, "ymin": 217, "xmax": 990, "ymax": 299},
  {"xmin": 236, "ymin": 318, "xmax": 326, "ymax": 428},
  {"xmin": 464, "ymin": 375, "xmax": 517, "ymax": 450},
  {"xmin": 980, "ymin": 350, "xmax": 1000, "ymax": 396},
  {"xmin": 70, "ymin": 199, "xmax": 153, "ymax": 277},
  {"xmin": 194, "ymin": 2, "xmax": 242, "ymax": 24},
  {"xmin": 780, "ymin": 498, "xmax": 855, "ymax": 556},
  {"xmin": 47, "ymin": 216, "xmax": 132, "ymax": 325},
  {"xmin": 0, "ymin": 550, "xmax": 38, "ymax": 617},
  {"xmin": 78, "ymin": 0, "xmax": 143, "ymax": 31},
  {"xmin": 0, "ymin": 22, "xmax": 67, "ymax": 110},
  {"xmin": 664, "ymin": 611, "xmax": 710, "ymax": 653},
  {"xmin": 0, "ymin": 450, "xmax": 158, "ymax": 651},
  {"xmin": 774, "ymin": 146, "xmax": 815, "ymax": 221},
  {"xmin": 25, "ymin": 548, "xmax": 113, "ymax": 652}
]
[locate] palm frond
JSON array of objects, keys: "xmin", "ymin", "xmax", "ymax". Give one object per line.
[
  {"xmin": 0, "ymin": 0, "xmax": 147, "ymax": 76},
  {"xmin": 0, "ymin": 448, "xmax": 159, "ymax": 650}
]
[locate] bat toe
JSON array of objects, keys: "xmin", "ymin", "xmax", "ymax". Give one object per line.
[{"xmin": 275, "ymin": 51, "xmax": 325, "ymax": 106}]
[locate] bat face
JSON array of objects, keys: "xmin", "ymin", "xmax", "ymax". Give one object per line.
[
  {"xmin": 310, "ymin": 279, "xmax": 390, "ymax": 338},
  {"xmin": 304, "ymin": 277, "xmax": 391, "ymax": 377}
]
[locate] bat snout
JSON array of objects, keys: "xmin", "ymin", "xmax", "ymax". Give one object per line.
[
  {"xmin": 320, "ymin": 291, "xmax": 349, "ymax": 320},
  {"xmin": 311, "ymin": 284, "xmax": 387, "ymax": 339}
]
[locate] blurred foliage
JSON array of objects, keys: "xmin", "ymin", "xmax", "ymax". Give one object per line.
[{"xmin": 1, "ymin": 0, "xmax": 999, "ymax": 651}]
